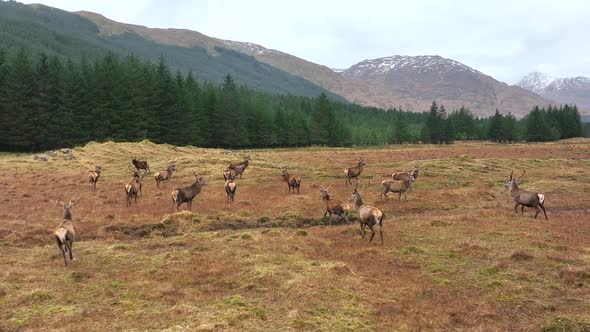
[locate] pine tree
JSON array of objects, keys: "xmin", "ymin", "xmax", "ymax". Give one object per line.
[
  {"xmin": 526, "ymin": 107, "xmax": 551, "ymax": 141},
  {"xmin": 503, "ymin": 112, "xmax": 518, "ymax": 143},
  {"xmin": 488, "ymin": 109, "xmax": 505, "ymax": 142},
  {"xmin": 309, "ymin": 93, "xmax": 335, "ymax": 145}
]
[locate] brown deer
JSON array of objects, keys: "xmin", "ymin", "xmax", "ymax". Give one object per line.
[
  {"xmin": 506, "ymin": 170, "xmax": 548, "ymax": 220},
  {"xmin": 381, "ymin": 175, "xmax": 415, "ymax": 200},
  {"xmin": 154, "ymin": 162, "xmax": 176, "ymax": 189},
  {"xmin": 125, "ymin": 168, "xmax": 143, "ymax": 207},
  {"xmin": 132, "ymin": 158, "xmax": 151, "ymax": 174},
  {"xmin": 171, "ymin": 170, "xmax": 207, "ymax": 211},
  {"xmin": 392, "ymin": 162, "xmax": 421, "ymax": 192},
  {"xmin": 349, "ymin": 182, "xmax": 384, "ymax": 245},
  {"xmin": 224, "ymin": 171, "xmax": 237, "ymax": 203},
  {"xmin": 281, "ymin": 167, "xmax": 302, "ymax": 194},
  {"xmin": 223, "ymin": 169, "xmax": 236, "ymax": 181},
  {"xmin": 229, "ymin": 155, "xmax": 250, "ymax": 178},
  {"xmin": 88, "ymin": 166, "xmax": 102, "ymax": 191},
  {"xmin": 344, "ymin": 157, "xmax": 366, "ymax": 187},
  {"xmin": 319, "ymin": 185, "xmax": 350, "ymax": 224},
  {"xmin": 54, "ymin": 198, "xmax": 80, "ymax": 266}
]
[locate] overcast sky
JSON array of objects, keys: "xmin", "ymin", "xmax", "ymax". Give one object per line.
[{"xmin": 23, "ymin": 0, "xmax": 590, "ymax": 84}]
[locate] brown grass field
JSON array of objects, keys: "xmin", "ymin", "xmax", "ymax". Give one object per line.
[{"xmin": 0, "ymin": 139, "xmax": 589, "ymax": 331}]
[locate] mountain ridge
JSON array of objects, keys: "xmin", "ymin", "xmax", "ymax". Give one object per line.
[{"xmin": 518, "ymin": 72, "xmax": 590, "ymax": 110}]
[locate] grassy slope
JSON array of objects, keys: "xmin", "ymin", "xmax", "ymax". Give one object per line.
[{"xmin": 0, "ymin": 140, "xmax": 589, "ymax": 331}]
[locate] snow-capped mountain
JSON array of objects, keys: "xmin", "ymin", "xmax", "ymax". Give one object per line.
[
  {"xmin": 340, "ymin": 55, "xmax": 549, "ymax": 117},
  {"xmin": 343, "ymin": 55, "xmax": 483, "ymax": 79},
  {"xmin": 518, "ymin": 72, "xmax": 590, "ymax": 110}
]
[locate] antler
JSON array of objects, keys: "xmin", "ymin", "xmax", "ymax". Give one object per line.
[
  {"xmin": 518, "ymin": 170, "xmax": 526, "ymax": 180},
  {"xmin": 128, "ymin": 164, "xmax": 135, "ymax": 173},
  {"xmin": 56, "ymin": 200, "xmax": 65, "ymax": 207},
  {"xmin": 70, "ymin": 197, "xmax": 80, "ymax": 206},
  {"xmin": 509, "ymin": 170, "xmax": 513, "ymax": 180}
]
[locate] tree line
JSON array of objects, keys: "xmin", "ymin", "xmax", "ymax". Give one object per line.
[{"xmin": 0, "ymin": 47, "xmax": 584, "ymax": 151}]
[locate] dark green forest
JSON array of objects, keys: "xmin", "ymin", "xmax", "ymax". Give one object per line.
[{"xmin": 0, "ymin": 48, "xmax": 583, "ymax": 151}]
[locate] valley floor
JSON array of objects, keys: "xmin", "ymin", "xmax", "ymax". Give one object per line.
[{"xmin": 0, "ymin": 139, "xmax": 589, "ymax": 331}]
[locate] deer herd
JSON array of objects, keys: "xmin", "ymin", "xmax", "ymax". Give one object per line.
[{"xmin": 52, "ymin": 154, "xmax": 549, "ymax": 266}]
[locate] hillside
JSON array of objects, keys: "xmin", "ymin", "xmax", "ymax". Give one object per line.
[
  {"xmin": 518, "ymin": 72, "xmax": 590, "ymax": 111},
  {"xmin": 0, "ymin": 1, "xmax": 345, "ymax": 101}
]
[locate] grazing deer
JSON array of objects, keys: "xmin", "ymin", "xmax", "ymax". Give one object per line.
[
  {"xmin": 344, "ymin": 157, "xmax": 366, "ymax": 187},
  {"xmin": 171, "ymin": 170, "xmax": 207, "ymax": 211},
  {"xmin": 132, "ymin": 158, "xmax": 151, "ymax": 174},
  {"xmin": 281, "ymin": 167, "xmax": 302, "ymax": 194},
  {"xmin": 54, "ymin": 198, "xmax": 80, "ymax": 266},
  {"xmin": 125, "ymin": 169, "xmax": 143, "ymax": 207},
  {"xmin": 224, "ymin": 171, "xmax": 237, "ymax": 203},
  {"xmin": 381, "ymin": 175, "xmax": 415, "ymax": 200},
  {"xmin": 229, "ymin": 155, "xmax": 250, "ymax": 178},
  {"xmin": 319, "ymin": 185, "xmax": 350, "ymax": 224},
  {"xmin": 349, "ymin": 182, "xmax": 384, "ymax": 245},
  {"xmin": 154, "ymin": 162, "xmax": 176, "ymax": 189},
  {"xmin": 506, "ymin": 170, "xmax": 548, "ymax": 220},
  {"xmin": 88, "ymin": 166, "xmax": 102, "ymax": 190}
]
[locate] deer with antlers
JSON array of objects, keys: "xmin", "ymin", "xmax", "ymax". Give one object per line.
[
  {"xmin": 154, "ymin": 162, "xmax": 176, "ymax": 189},
  {"xmin": 381, "ymin": 175, "xmax": 415, "ymax": 200},
  {"xmin": 344, "ymin": 157, "xmax": 366, "ymax": 187},
  {"xmin": 319, "ymin": 185, "xmax": 350, "ymax": 224},
  {"xmin": 281, "ymin": 167, "xmax": 302, "ymax": 194},
  {"xmin": 171, "ymin": 170, "xmax": 207, "ymax": 211},
  {"xmin": 132, "ymin": 158, "xmax": 151, "ymax": 174},
  {"xmin": 349, "ymin": 181, "xmax": 385, "ymax": 245},
  {"xmin": 88, "ymin": 166, "xmax": 102, "ymax": 191},
  {"xmin": 229, "ymin": 155, "xmax": 250, "ymax": 178},
  {"xmin": 392, "ymin": 162, "xmax": 421, "ymax": 192},
  {"xmin": 506, "ymin": 170, "xmax": 548, "ymax": 220},
  {"xmin": 54, "ymin": 198, "xmax": 80, "ymax": 266},
  {"xmin": 223, "ymin": 170, "xmax": 237, "ymax": 203},
  {"xmin": 125, "ymin": 166, "xmax": 143, "ymax": 207}
]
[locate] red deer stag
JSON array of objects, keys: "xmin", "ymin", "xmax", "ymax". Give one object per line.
[
  {"xmin": 281, "ymin": 167, "xmax": 302, "ymax": 194},
  {"xmin": 54, "ymin": 198, "xmax": 80, "ymax": 266},
  {"xmin": 381, "ymin": 175, "xmax": 415, "ymax": 200},
  {"xmin": 154, "ymin": 162, "xmax": 176, "ymax": 189},
  {"xmin": 319, "ymin": 185, "xmax": 350, "ymax": 224},
  {"xmin": 349, "ymin": 182, "xmax": 385, "ymax": 245},
  {"xmin": 224, "ymin": 171, "xmax": 237, "ymax": 203},
  {"xmin": 125, "ymin": 167, "xmax": 143, "ymax": 207},
  {"xmin": 88, "ymin": 166, "xmax": 102, "ymax": 191},
  {"xmin": 228, "ymin": 156, "xmax": 250, "ymax": 178},
  {"xmin": 506, "ymin": 170, "xmax": 548, "ymax": 220},
  {"xmin": 132, "ymin": 158, "xmax": 151, "ymax": 174},
  {"xmin": 171, "ymin": 170, "xmax": 207, "ymax": 211},
  {"xmin": 344, "ymin": 157, "xmax": 366, "ymax": 187}
]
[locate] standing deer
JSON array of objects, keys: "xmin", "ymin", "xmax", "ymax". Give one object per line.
[
  {"xmin": 224, "ymin": 171, "xmax": 237, "ymax": 203},
  {"xmin": 54, "ymin": 198, "xmax": 80, "ymax": 266},
  {"xmin": 154, "ymin": 162, "xmax": 176, "ymax": 189},
  {"xmin": 88, "ymin": 166, "xmax": 102, "ymax": 191},
  {"xmin": 281, "ymin": 167, "xmax": 302, "ymax": 194},
  {"xmin": 392, "ymin": 162, "xmax": 421, "ymax": 192},
  {"xmin": 381, "ymin": 175, "xmax": 415, "ymax": 200},
  {"xmin": 132, "ymin": 158, "xmax": 151, "ymax": 174},
  {"xmin": 171, "ymin": 170, "xmax": 207, "ymax": 211},
  {"xmin": 229, "ymin": 156, "xmax": 250, "ymax": 178},
  {"xmin": 349, "ymin": 182, "xmax": 385, "ymax": 245},
  {"xmin": 506, "ymin": 170, "xmax": 548, "ymax": 220},
  {"xmin": 125, "ymin": 169, "xmax": 143, "ymax": 207},
  {"xmin": 319, "ymin": 185, "xmax": 350, "ymax": 224},
  {"xmin": 344, "ymin": 157, "xmax": 366, "ymax": 187}
]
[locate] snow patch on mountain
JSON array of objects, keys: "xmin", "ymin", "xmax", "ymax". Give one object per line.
[{"xmin": 343, "ymin": 55, "xmax": 483, "ymax": 77}]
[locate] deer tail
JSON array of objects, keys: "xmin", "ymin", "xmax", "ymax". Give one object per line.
[{"xmin": 538, "ymin": 194, "xmax": 545, "ymax": 205}]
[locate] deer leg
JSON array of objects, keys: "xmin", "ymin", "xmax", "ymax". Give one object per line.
[
  {"xmin": 68, "ymin": 242, "xmax": 74, "ymax": 260},
  {"xmin": 521, "ymin": 205, "xmax": 525, "ymax": 215},
  {"xmin": 534, "ymin": 206, "xmax": 540, "ymax": 218},
  {"xmin": 514, "ymin": 203, "xmax": 519, "ymax": 214},
  {"xmin": 360, "ymin": 223, "xmax": 366, "ymax": 239},
  {"xmin": 368, "ymin": 224, "xmax": 376, "ymax": 243},
  {"xmin": 541, "ymin": 204, "xmax": 548, "ymax": 220},
  {"xmin": 379, "ymin": 222, "xmax": 383, "ymax": 246}
]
